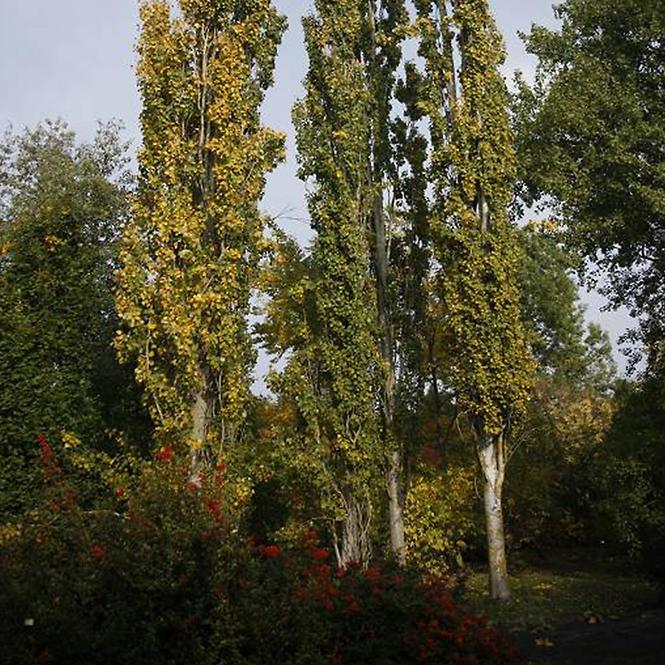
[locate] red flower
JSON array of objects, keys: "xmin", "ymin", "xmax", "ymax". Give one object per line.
[
  {"xmin": 262, "ymin": 544, "xmax": 281, "ymax": 558},
  {"xmin": 311, "ymin": 548, "xmax": 328, "ymax": 560},
  {"xmin": 315, "ymin": 563, "xmax": 331, "ymax": 578},
  {"xmin": 114, "ymin": 486, "xmax": 125, "ymax": 498},
  {"xmin": 364, "ymin": 566, "xmax": 381, "ymax": 581},
  {"xmin": 90, "ymin": 544, "xmax": 106, "ymax": 561},
  {"xmin": 36, "ymin": 434, "xmax": 63, "ymax": 482},
  {"xmin": 204, "ymin": 498, "xmax": 223, "ymax": 523},
  {"xmin": 154, "ymin": 445, "xmax": 173, "ymax": 463}
]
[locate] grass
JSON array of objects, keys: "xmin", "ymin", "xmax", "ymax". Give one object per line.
[
  {"xmin": 462, "ymin": 549, "xmax": 661, "ymax": 664},
  {"xmin": 463, "ymin": 548, "xmax": 658, "ymax": 632}
]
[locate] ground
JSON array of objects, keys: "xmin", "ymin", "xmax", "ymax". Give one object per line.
[{"xmin": 465, "ymin": 549, "xmax": 665, "ymax": 665}]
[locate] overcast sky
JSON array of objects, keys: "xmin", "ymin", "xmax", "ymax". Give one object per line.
[{"xmin": 0, "ymin": 0, "xmax": 634, "ymax": 371}]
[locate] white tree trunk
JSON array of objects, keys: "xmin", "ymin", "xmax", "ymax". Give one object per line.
[
  {"xmin": 387, "ymin": 448, "xmax": 406, "ymax": 565},
  {"xmin": 189, "ymin": 371, "xmax": 210, "ymax": 480},
  {"xmin": 477, "ymin": 436, "xmax": 510, "ymax": 601}
]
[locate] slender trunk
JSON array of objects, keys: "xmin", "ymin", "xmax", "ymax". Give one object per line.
[
  {"xmin": 477, "ymin": 436, "xmax": 510, "ymax": 600},
  {"xmin": 387, "ymin": 449, "xmax": 406, "ymax": 563},
  {"xmin": 190, "ymin": 365, "xmax": 211, "ymax": 477},
  {"xmin": 373, "ymin": 194, "xmax": 406, "ymax": 565},
  {"xmin": 191, "ymin": 389, "xmax": 208, "ymax": 444},
  {"xmin": 365, "ymin": 0, "xmax": 406, "ymax": 566}
]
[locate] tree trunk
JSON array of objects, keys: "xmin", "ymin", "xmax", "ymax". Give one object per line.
[
  {"xmin": 335, "ymin": 496, "xmax": 372, "ymax": 568},
  {"xmin": 191, "ymin": 390, "xmax": 208, "ymax": 444},
  {"xmin": 477, "ymin": 436, "xmax": 511, "ymax": 600},
  {"xmin": 373, "ymin": 193, "xmax": 405, "ymax": 565},
  {"xmin": 366, "ymin": 0, "xmax": 406, "ymax": 566},
  {"xmin": 387, "ymin": 449, "xmax": 406, "ymax": 564},
  {"xmin": 374, "ymin": 198, "xmax": 405, "ymax": 565},
  {"xmin": 189, "ymin": 364, "xmax": 211, "ymax": 477}
]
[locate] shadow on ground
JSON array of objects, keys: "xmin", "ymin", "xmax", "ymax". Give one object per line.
[{"xmin": 516, "ymin": 609, "xmax": 665, "ymax": 664}]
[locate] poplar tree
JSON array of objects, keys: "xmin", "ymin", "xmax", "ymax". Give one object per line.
[
  {"xmin": 414, "ymin": 0, "xmax": 534, "ymax": 599},
  {"xmin": 288, "ymin": 0, "xmax": 379, "ymax": 566},
  {"xmin": 287, "ymin": 0, "xmax": 408, "ymax": 565},
  {"xmin": 116, "ymin": 0, "xmax": 285, "ymax": 459}
]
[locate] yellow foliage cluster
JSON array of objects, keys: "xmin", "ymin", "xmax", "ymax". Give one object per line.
[
  {"xmin": 416, "ymin": 0, "xmax": 535, "ymax": 439},
  {"xmin": 406, "ymin": 464, "xmax": 480, "ymax": 576},
  {"xmin": 115, "ymin": 0, "xmax": 285, "ymax": 455}
]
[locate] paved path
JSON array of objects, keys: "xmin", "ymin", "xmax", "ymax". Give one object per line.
[{"xmin": 516, "ymin": 610, "xmax": 665, "ymax": 664}]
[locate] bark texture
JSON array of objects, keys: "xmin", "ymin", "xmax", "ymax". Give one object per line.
[
  {"xmin": 335, "ymin": 497, "xmax": 373, "ymax": 568},
  {"xmin": 477, "ymin": 436, "xmax": 510, "ymax": 600}
]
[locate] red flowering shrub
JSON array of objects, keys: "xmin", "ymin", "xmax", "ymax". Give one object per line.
[
  {"xmin": 89, "ymin": 544, "xmax": 106, "ymax": 561},
  {"xmin": 229, "ymin": 531, "xmax": 516, "ymax": 665},
  {"xmin": 257, "ymin": 544, "xmax": 281, "ymax": 558},
  {"xmin": 154, "ymin": 444, "xmax": 173, "ymax": 463},
  {"xmin": 0, "ymin": 441, "xmax": 242, "ymax": 665},
  {"xmin": 0, "ymin": 438, "xmax": 516, "ymax": 665}
]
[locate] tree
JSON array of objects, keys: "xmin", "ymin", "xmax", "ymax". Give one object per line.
[
  {"xmin": 513, "ymin": 0, "xmax": 665, "ymax": 603},
  {"xmin": 278, "ymin": 0, "xmax": 413, "ymax": 566},
  {"xmin": 514, "ymin": 0, "xmax": 665, "ymax": 373},
  {"xmin": 518, "ymin": 224, "xmax": 617, "ymax": 391},
  {"xmin": 284, "ymin": 0, "xmax": 382, "ymax": 566},
  {"xmin": 0, "ymin": 121, "xmax": 146, "ymax": 516},
  {"xmin": 414, "ymin": 0, "xmax": 534, "ymax": 599},
  {"xmin": 509, "ymin": 228, "xmax": 618, "ymax": 548},
  {"xmin": 115, "ymin": 0, "xmax": 286, "ymax": 461},
  {"xmin": 364, "ymin": 0, "xmax": 411, "ymax": 567}
]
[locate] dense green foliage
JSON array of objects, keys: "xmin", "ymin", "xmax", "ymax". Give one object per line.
[
  {"xmin": 514, "ymin": 0, "xmax": 665, "ymax": 598},
  {"xmin": 0, "ymin": 122, "xmax": 148, "ymax": 518},
  {"xmin": 514, "ymin": 0, "xmax": 665, "ymax": 371},
  {"xmin": 284, "ymin": 0, "xmax": 386, "ymax": 565}
]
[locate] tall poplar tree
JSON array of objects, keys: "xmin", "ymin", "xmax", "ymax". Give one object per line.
[
  {"xmin": 288, "ymin": 0, "xmax": 380, "ymax": 566},
  {"xmin": 288, "ymin": 0, "xmax": 410, "ymax": 566},
  {"xmin": 414, "ymin": 0, "xmax": 534, "ymax": 599},
  {"xmin": 116, "ymin": 0, "xmax": 285, "ymax": 459}
]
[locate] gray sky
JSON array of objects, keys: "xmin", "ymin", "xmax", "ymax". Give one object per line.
[{"xmin": 0, "ymin": 0, "xmax": 634, "ymax": 371}]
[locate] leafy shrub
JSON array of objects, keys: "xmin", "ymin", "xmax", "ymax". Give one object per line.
[
  {"xmin": 0, "ymin": 437, "xmax": 516, "ymax": 665},
  {"xmin": 0, "ymin": 438, "xmax": 241, "ymax": 665},
  {"xmin": 504, "ymin": 381, "xmax": 615, "ymax": 549},
  {"xmin": 405, "ymin": 462, "xmax": 482, "ymax": 576}
]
